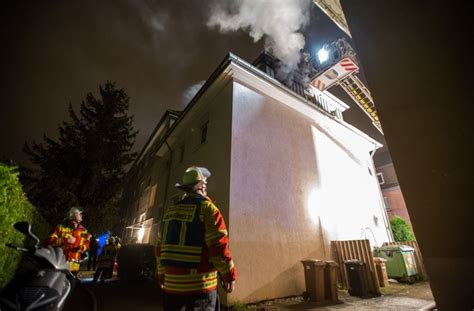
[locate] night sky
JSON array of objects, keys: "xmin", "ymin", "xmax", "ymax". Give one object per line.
[{"xmin": 0, "ymin": 0, "xmax": 384, "ymax": 166}]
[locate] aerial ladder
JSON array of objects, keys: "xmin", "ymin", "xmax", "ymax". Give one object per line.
[{"xmin": 310, "ymin": 38, "xmax": 383, "ymax": 134}]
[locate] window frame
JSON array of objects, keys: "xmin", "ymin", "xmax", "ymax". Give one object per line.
[{"xmin": 376, "ymin": 172, "xmax": 385, "ymax": 184}]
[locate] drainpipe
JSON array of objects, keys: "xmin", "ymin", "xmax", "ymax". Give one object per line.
[
  {"xmin": 370, "ymin": 143, "xmax": 394, "ymax": 242},
  {"xmin": 160, "ymin": 140, "xmax": 173, "ymax": 230},
  {"xmin": 149, "ymin": 139, "xmax": 173, "ymax": 246}
]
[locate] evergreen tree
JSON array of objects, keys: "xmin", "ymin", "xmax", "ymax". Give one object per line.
[{"xmin": 24, "ymin": 81, "xmax": 138, "ymax": 233}]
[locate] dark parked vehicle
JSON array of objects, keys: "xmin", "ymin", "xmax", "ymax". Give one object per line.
[{"xmin": 0, "ymin": 222, "xmax": 75, "ymax": 310}]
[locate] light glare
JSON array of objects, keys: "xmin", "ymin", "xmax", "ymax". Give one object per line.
[
  {"xmin": 318, "ymin": 47, "xmax": 329, "ymax": 63},
  {"xmin": 137, "ymin": 226, "xmax": 145, "ymax": 242}
]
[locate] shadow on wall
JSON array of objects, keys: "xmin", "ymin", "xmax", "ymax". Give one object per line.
[
  {"xmin": 312, "ymin": 121, "xmax": 363, "ymax": 167},
  {"xmin": 240, "ymin": 247, "xmax": 331, "ymax": 304}
]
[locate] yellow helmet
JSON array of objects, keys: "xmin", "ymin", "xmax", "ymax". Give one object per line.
[{"xmin": 175, "ymin": 166, "xmax": 211, "ymax": 191}]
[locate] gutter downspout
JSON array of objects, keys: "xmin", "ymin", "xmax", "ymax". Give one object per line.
[
  {"xmin": 159, "ymin": 140, "xmax": 173, "ymax": 235},
  {"xmin": 370, "ymin": 143, "xmax": 394, "ymax": 242}
]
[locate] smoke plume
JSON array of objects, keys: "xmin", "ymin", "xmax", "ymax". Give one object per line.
[
  {"xmin": 207, "ymin": 0, "xmax": 311, "ymax": 76},
  {"xmin": 182, "ymin": 80, "xmax": 206, "ymax": 108}
]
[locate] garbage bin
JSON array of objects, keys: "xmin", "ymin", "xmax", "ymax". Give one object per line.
[
  {"xmin": 373, "ymin": 245, "xmax": 418, "ymax": 282},
  {"xmin": 344, "ymin": 260, "xmax": 370, "ymax": 297},
  {"xmin": 324, "ymin": 260, "xmax": 339, "ymax": 302},
  {"xmin": 301, "ymin": 259, "xmax": 326, "ymax": 302},
  {"xmin": 373, "ymin": 257, "xmax": 388, "ymax": 287}
]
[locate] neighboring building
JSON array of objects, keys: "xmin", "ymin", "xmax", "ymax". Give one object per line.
[
  {"xmin": 121, "ymin": 52, "xmax": 392, "ymax": 304},
  {"xmin": 374, "ymin": 150, "xmax": 412, "ymax": 225}
]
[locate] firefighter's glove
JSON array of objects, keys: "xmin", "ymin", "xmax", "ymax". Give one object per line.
[{"xmin": 224, "ymin": 281, "xmax": 235, "ymax": 293}]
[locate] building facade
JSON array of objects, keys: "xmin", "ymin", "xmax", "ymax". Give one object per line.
[
  {"xmin": 374, "ymin": 151, "xmax": 412, "ymax": 225},
  {"xmin": 121, "ymin": 53, "xmax": 392, "ymax": 304}
]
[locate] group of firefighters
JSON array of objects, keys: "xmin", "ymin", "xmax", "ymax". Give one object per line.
[
  {"xmin": 47, "ymin": 166, "xmax": 236, "ymax": 310},
  {"xmin": 46, "ymin": 206, "xmax": 121, "ymax": 283}
]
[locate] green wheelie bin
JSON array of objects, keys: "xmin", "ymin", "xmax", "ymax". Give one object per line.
[{"xmin": 373, "ymin": 245, "xmax": 418, "ymax": 283}]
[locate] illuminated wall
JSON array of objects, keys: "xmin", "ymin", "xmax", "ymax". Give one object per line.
[{"xmin": 227, "ymin": 63, "xmax": 391, "ymax": 303}]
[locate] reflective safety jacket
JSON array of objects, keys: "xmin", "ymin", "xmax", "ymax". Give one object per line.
[
  {"xmin": 97, "ymin": 243, "xmax": 117, "ymax": 268},
  {"xmin": 47, "ymin": 222, "xmax": 90, "ymax": 271},
  {"xmin": 156, "ymin": 194, "xmax": 237, "ymax": 294}
]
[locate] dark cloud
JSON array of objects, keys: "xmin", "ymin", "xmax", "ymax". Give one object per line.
[
  {"xmin": 0, "ymin": 0, "xmax": 261, "ymax": 165},
  {"xmin": 0, "ymin": 0, "xmax": 381, "ymax": 166}
]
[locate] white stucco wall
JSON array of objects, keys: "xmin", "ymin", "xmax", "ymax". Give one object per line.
[
  {"xmin": 162, "ymin": 75, "xmax": 234, "ymax": 223},
  {"xmin": 227, "ymin": 63, "xmax": 390, "ymax": 303}
]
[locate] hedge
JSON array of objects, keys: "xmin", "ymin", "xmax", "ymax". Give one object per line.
[
  {"xmin": 0, "ymin": 163, "xmax": 51, "ymax": 289},
  {"xmin": 390, "ymin": 216, "xmax": 416, "ymax": 242}
]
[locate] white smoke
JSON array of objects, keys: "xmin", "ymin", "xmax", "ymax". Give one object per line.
[
  {"xmin": 129, "ymin": 0, "xmax": 168, "ymax": 33},
  {"xmin": 182, "ymin": 80, "xmax": 206, "ymax": 108},
  {"xmin": 207, "ymin": 0, "xmax": 311, "ymax": 76}
]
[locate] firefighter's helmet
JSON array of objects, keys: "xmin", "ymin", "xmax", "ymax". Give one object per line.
[
  {"xmin": 67, "ymin": 207, "xmax": 83, "ymax": 219},
  {"xmin": 175, "ymin": 166, "xmax": 211, "ymax": 192}
]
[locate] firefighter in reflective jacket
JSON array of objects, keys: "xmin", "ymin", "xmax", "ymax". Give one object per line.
[
  {"xmin": 157, "ymin": 166, "xmax": 237, "ymax": 310},
  {"xmin": 94, "ymin": 236, "xmax": 117, "ymax": 282},
  {"xmin": 47, "ymin": 207, "xmax": 90, "ymax": 273}
]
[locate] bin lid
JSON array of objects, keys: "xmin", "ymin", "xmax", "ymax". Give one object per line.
[
  {"xmin": 301, "ymin": 259, "xmax": 326, "ymax": 266},
  {"xmin": 325, "ymin": 260, "xmax": 339, "ymax": 266},
  {"xmin": 379, "ymin": 245, "xmax": 415, "ymax": 252},
  {"xmin": 344, "ymin": 259, "xmax": 364, "ymax": 266}
]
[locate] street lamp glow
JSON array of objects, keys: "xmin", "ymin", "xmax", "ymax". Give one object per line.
[{"xmin": 317, "ymin": 47, "xmax": 329, "ymax": 63}]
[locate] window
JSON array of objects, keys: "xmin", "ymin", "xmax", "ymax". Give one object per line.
[
  {"xmin": 376, "ymin": 172, "xmax": 385, "ymax": 184},
  {"xmin": 200, "ymin": 122, "xmax": 209, "ymax": 144}
]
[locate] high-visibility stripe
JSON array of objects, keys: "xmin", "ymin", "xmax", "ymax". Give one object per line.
[
  {"xmin": 165, "ymin": 271, "xmax": 217, "ymax": 283},
  {"xmin": 210, "ymin": 257, "xmax": 234, "ymax": 274},
  {"xmin": 161, "ymin": 252, "xmax": 201, "ymax": 263},
  {"xmin": 161, "ymin": 244, "xmax": 202, "ymax": 254},
  {"xmin": 70, "ymin": 261, "xmax": 80, "ymax": 272},
  {"xmin": 164, "ymin": 280, "xmax": 218, "ymax": 292},
  {"xmin": 205, "ymin": 229, "xmax": 226, "ymax": 244}
]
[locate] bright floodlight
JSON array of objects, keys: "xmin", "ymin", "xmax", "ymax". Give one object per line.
[
  {"xmin": 317, "ymin": 47, "xmax": 329, "ymax": 63},
  {"xmin": 137, "ymin": 226, "xmax": 145, "ymax": 242}
]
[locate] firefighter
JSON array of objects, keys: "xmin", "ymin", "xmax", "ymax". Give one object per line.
[
  {"xmin": 94, "ymin": 236, "xmax": 117, "ymax": 283},
  {"xmin": 157, "ymin": 166, "xmax": 237, "ymax": 311},
  {"xmin": 47, "ymin": 207, "xmax": 91, "ymax": 274},
  {"xmin": 87, "ymin": 235, "xmax": 99, "ymax": 271},
  {"xmin": 106, "ymin": 236, "xmax": 122, "ymax": 279}
]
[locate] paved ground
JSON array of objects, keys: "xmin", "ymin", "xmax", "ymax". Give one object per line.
[
  {"xmin": 63, "ymin": 270, "xmax": 435, "ymax": 311},
  {"xmin": 65, "ymin": 270, "xmax": 162, "ymax": 311},
  {"xmin": 246, "ymin": 282, "xmax": 434, "ymax": 310}
]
